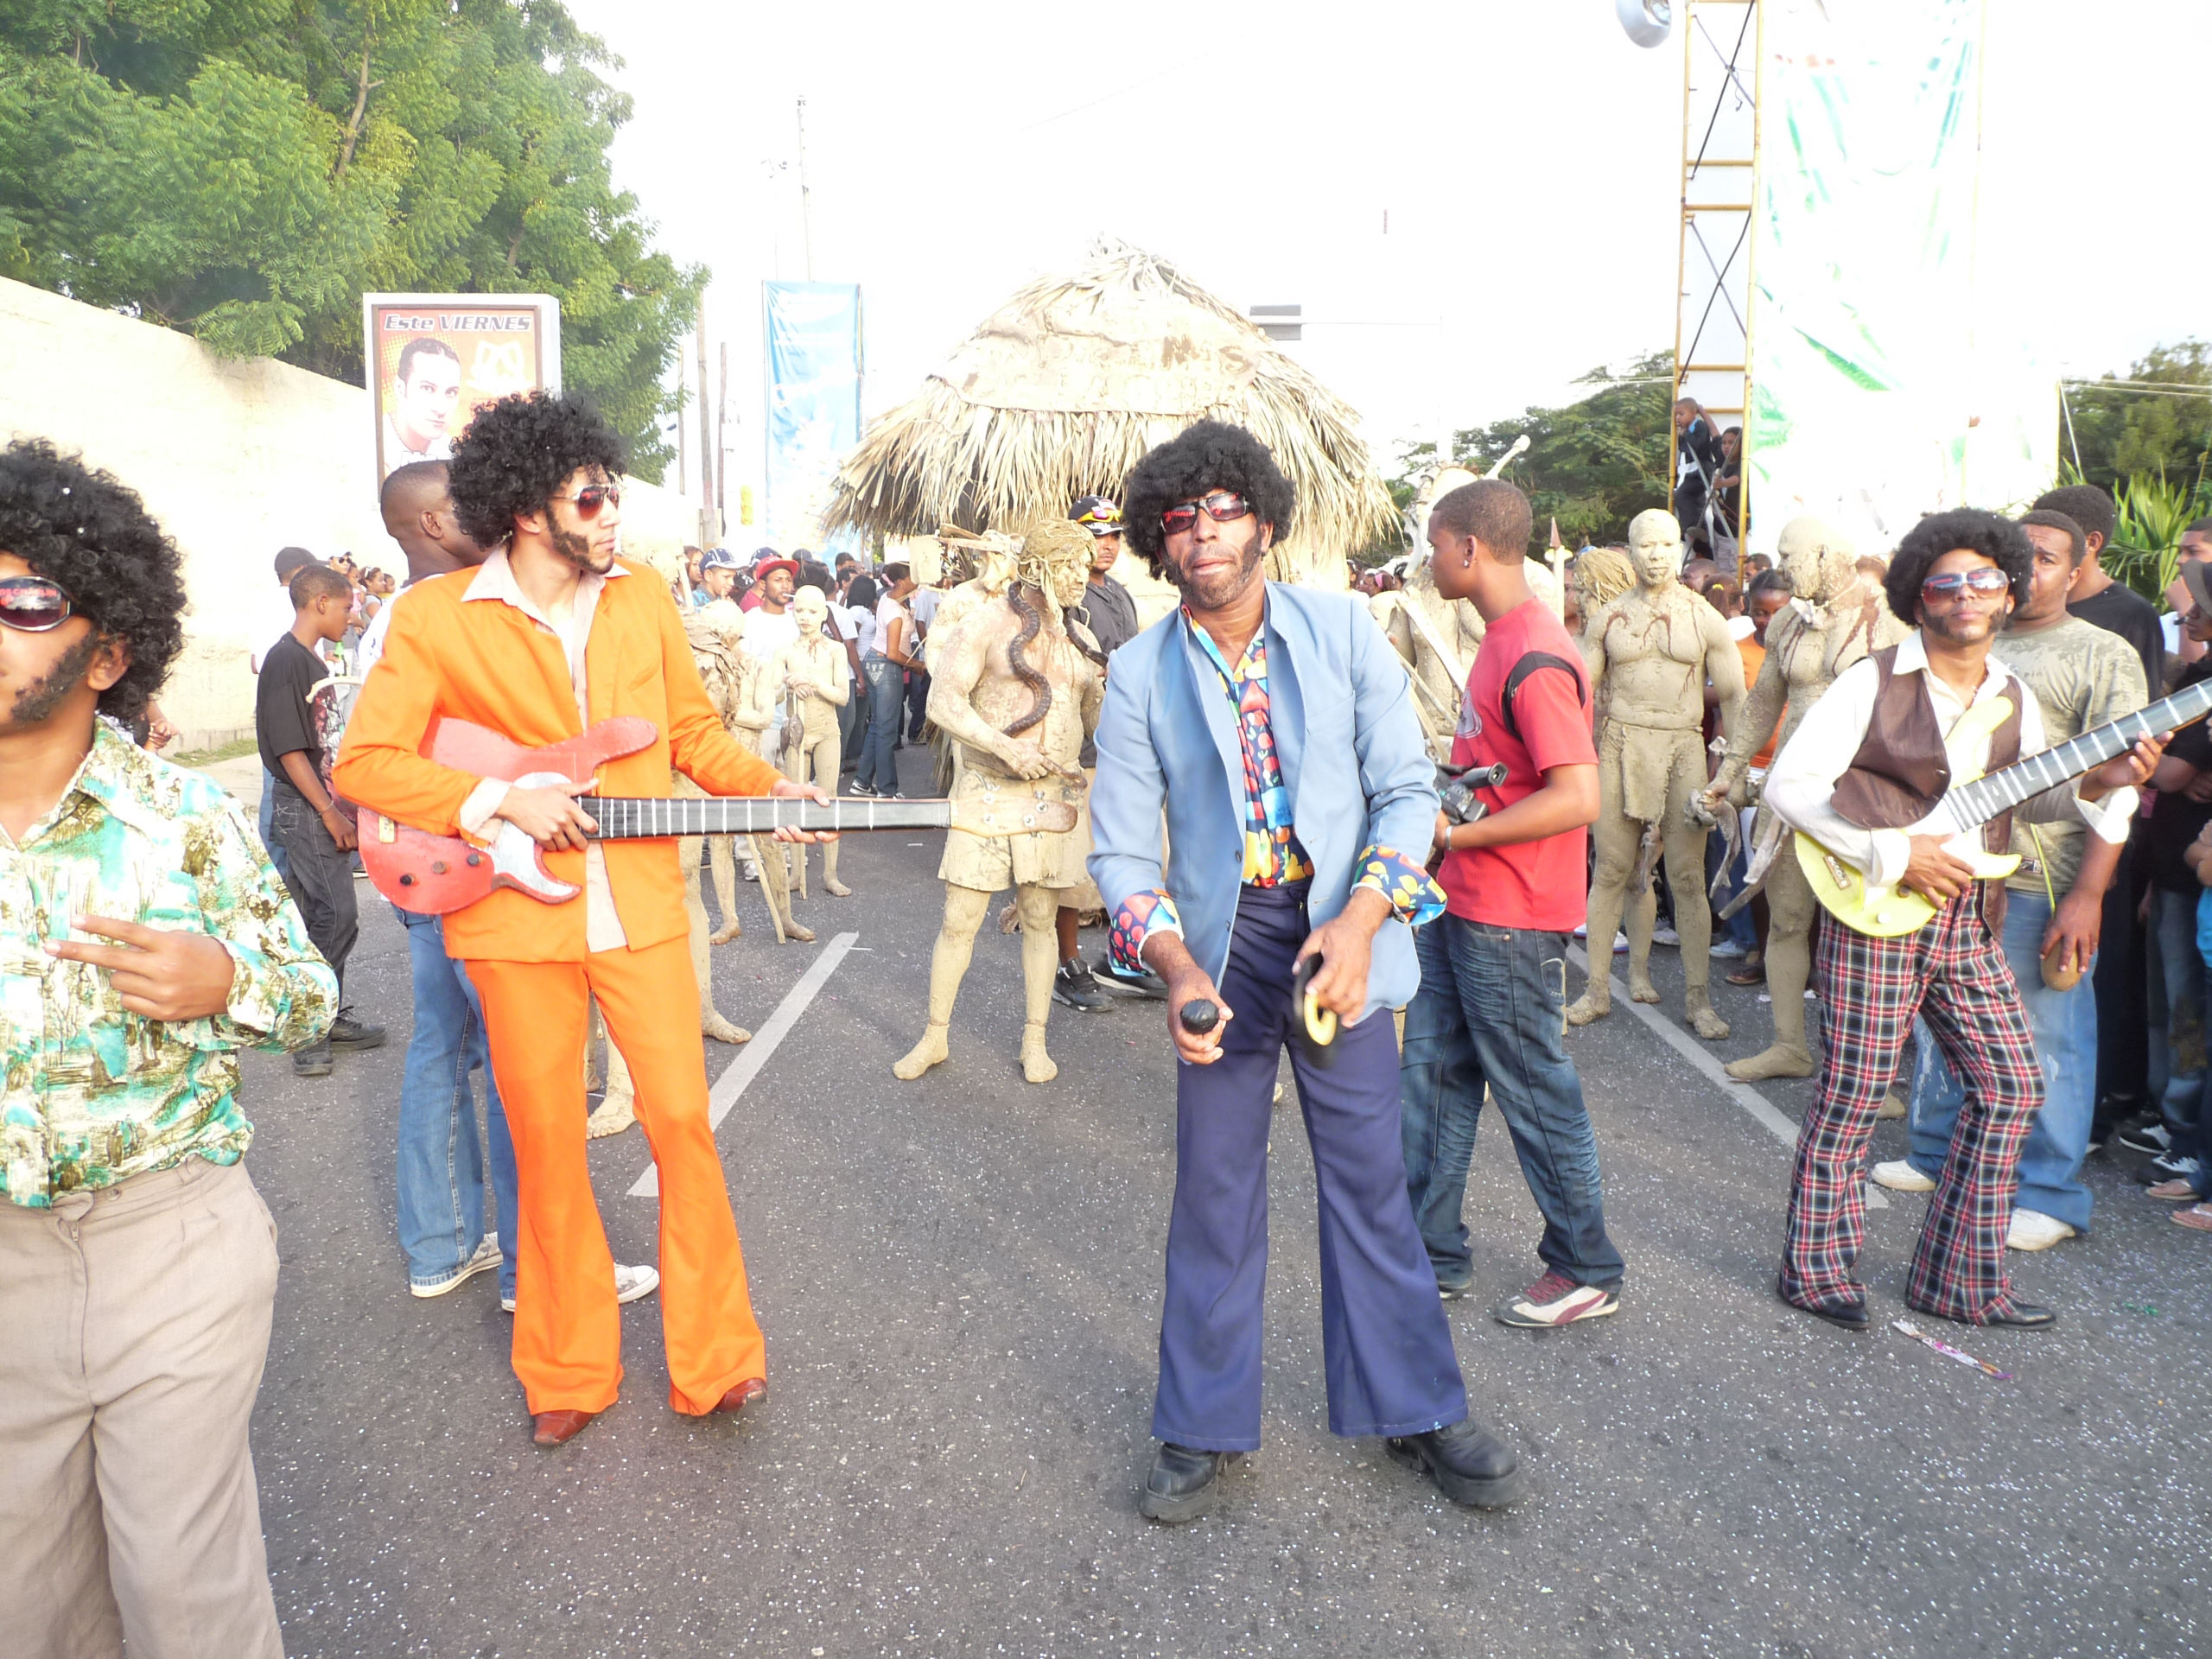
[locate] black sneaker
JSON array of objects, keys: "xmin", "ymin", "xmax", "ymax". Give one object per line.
[
  {"xmin": 2116, "ymin": 1119, "xmax": 2173, "ymax": 1156},
  {"xmin": 328, "ymin": 1013, "xmax": 386, "ymax": 1051},
  {"xmin": 293, "ymin": 1039, "xmax": 334, "ymax": 1078},
  {"xmin": 2140, "ymin": 1148, "xmax": 2197, "ymax": 1184},
  {"xmin": 1052, "ymin": 960, "xmax": 1111, "ymax": 1011},
  {"xmin": 1093, "ymin": 954, "xmax": 1170, "ymax": 1000},
  {"xmin": 848, "ymin": 783, "xmax": 879, "ymax": 798}
]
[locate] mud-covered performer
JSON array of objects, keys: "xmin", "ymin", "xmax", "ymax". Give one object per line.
[
  {"xmin": 334, "ymin": 391, "xmax": 830, "ymax": 1448},
  {"xmin": 1089, "ymin": 419, "xmax": 1527, "ymax": 1523}
]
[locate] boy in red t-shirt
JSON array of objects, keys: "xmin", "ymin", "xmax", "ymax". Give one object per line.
[{"xmin": 1400, "ymin": 480, "xmax": 1627, "ymax": 1327}]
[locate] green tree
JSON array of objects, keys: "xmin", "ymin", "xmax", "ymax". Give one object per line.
[
  {"xmin": 0, "ymin": 1, "xmax": 698, "ymax": 476},
  {"xmin": 2062, "ymin": 340, "xmax": 2212, "ymax": 499},
  {"xmin": 1388, "ymin": 353, "xmax": 1675, "ymax": 551}
]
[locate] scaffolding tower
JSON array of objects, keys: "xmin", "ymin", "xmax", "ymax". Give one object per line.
[{"xmin": 1669, "ymin": 0, "xmax": 1762, "ymax": 555}]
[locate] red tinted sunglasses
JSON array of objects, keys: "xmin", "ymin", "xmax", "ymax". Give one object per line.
[
  {"xmin": 555, "ymin": 483, "xmax": 622, "ymax": 517},
  {"xmin": 0, "ymin": 576, "xmax": 73, "ymax": 632},
  {"xmin": 1160, "ymin": 491, "xmax": 1252, "ymax": 536}
]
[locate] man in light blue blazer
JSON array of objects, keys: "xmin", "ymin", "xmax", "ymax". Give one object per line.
[{"xmin": 1089, "ymin": 420, "xmax": 1528, "ymax": 1522}]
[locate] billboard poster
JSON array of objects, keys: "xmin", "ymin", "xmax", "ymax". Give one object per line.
[
  {"xmin": 362, "ymin": 294, "xmax": 561, "ymax": 482},
  {"xmin": 763, "ymin": 281, "xmax": 862, "ymax": 551},
  {"xmin": 1747, "ymin": 2, "xmax": 2053, "ymax": 559}
]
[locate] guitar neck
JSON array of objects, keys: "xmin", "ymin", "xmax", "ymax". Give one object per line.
[
  {"xmin": 586, "ymin": 796, "xmax": 953, "ymax": 839},
  {"xmin": 1946, "ymin": 679, "xmax": 2212, "ymax": 828}
]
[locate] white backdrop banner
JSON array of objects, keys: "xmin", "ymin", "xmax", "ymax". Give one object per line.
[{"xmin": 1748, "ymin": 0, "xmax": 2055, "ymax": 559}]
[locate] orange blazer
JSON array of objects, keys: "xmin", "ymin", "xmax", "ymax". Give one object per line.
[{"xmin": 333, "ymin": 559, "xmax": 782, "ymax": 963}]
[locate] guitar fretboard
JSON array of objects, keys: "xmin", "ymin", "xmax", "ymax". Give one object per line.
[
  {"xmin": 1946, "ymin": 679, "xmax": 2212, "ymax": 829},
  {"xmin": 585, "ymin": 796, "xmax": 953, "ymax": 839}
]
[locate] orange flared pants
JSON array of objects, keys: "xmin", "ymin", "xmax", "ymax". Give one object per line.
[{"xmin": 467, "ymin": 937, "xmax": 764, "ymax": 1415}]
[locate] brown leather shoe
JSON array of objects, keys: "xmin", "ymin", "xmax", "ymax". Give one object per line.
[
  {"xmin": 531, "ymin": 1409, "xmax": 595, "ymax": 1446},
  {"xmin": 714, "ymin": 1378, "xmax": 766, "ymax": 1415}
]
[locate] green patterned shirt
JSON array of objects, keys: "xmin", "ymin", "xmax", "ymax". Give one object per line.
[{"xmin": 0, "ymin": 721, "xmax": 335, "ymax": 1208}]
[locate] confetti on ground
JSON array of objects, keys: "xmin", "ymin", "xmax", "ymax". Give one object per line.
[
  {"xmin": 1891, "ymin": 1319, "xmax": 2012, "ymax": 1380},
  {"xmin": 2121, "ymin": 1302, "xmax": 2161, "ymax": 1317}
]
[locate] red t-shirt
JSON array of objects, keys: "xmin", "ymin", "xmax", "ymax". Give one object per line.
[{"xmin": 1437, "ymin": 597, "xmax": 1598, "ymax": 931}]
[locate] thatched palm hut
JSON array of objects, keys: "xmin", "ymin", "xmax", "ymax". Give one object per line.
[{"xmin": 823, "ymin": 241, "xmax": 1397, "ymax": 588}]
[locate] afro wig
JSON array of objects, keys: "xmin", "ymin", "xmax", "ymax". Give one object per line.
[
  {"xmin": 1886, "ymin": 509, "xmax": 2033, "ymax": 625},
  {"xmin": 0, "ymin": 439, "xmax": 185, "ymax": 725},
  {"xmin": 1120, "ymin": 420, "xmax": 1296, "ymax": 572},
  {"xmin": 446, "ymin": 390, "xmax": 626, "ymax": 552}
]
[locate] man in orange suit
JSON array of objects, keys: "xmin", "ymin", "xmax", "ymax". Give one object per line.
[{"xmin": 335, "ymin": 392, "xmax": 828, "ymax": 1446}]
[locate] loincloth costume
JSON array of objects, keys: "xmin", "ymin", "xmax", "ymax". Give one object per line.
[
  {"xmin": 939, "ymin": 747, "xmax": 1092, "ymax": 896},
  {"xmin": 1599, "ymin": 720, "xmax": 1707, "ymax": 825}
]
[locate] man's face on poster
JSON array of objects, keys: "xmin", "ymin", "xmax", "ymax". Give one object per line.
[{"xmin": 392, "ymin": 342, "xmax": 462, "ymax": 454}]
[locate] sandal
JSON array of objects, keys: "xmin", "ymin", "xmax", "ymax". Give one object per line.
[
  {"xmin": 1726, "ymin": 952, "xmax": 1765, "ymax": 988},
  {"xmin": 2171, "ymin": 1204, "xmax": 2212, "ymax": 1233}
]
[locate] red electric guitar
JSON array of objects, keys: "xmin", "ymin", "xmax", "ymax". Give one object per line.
[{"xmin": 355, "ymin": 717, "xmax": 1078, "ymax": 916}]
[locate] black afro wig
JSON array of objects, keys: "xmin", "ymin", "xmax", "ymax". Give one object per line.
[
  {"xmin": 446, "ymin": 390, "xmax": 626, "ymax": 552},
  {"xmin": 1120, "ymin": 419, "xmax": 1296, "ymax": 572},
  {"xmin": 1887, "ymin": 508, "xmax": 2033, "ymax": 624},
  {"xmin": 0, "ymin": 439, "xmax": 185, "ymax": 725}
]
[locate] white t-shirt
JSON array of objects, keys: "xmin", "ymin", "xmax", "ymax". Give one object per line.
[
  {"xmin": 872, "ymin": 595, "xmax": 910, "ymax": 660},
  {"xmin": 828, "ymin": 602, "xmax": 863, "ymax": 678},
  {"xmin": 739, "ymin": 606, "xmax": 800, "ymax": 663},
  {"xmin": 911, "ymin": 586, "xmax": 942, "ymax": 629}
]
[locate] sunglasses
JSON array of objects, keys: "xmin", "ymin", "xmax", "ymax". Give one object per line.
[
  {"xmin": 555, "ymin": 483, "xmax": 622, "ymax": 517},
  {"xmin": 1160, "ymin": 492, "xmax": 1253, "ymax": 536},
  {"xmin": 1919, "ymin": 567, "xmax": 2011, "ymax": 601},
  {"xmin": 0, "ymin": 575, "xmax": 73, "ymax": 632}
]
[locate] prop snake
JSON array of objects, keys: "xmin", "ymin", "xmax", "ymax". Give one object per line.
[{"xmin": 1001, "ymin": 582, "xmax": 1052, "ymax": 737}]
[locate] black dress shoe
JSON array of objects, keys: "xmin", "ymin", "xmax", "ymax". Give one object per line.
[
  {"xmin": 1386, "ymin": 1418, "xmax": 1528, "ymax": 1510},
  {"xmin": 1138, "ymin": 1443, "xmax": 1225, "ymax": 1523},
  {"xmin": 1982, "ymin": 1303, "xmax": 2057, "ymax": 1329},
  {"xmin": 1779, "ymin": 1283, "xmax": 1868, "ymax": 1331}
]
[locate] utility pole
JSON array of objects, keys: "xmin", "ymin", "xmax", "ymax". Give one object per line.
[
  {"xmin": 716, "ymin": 340, "xmax": 730, "ymax": 521},
  {"xmin": 695, "ymin": 293, "xmax": 715, "ymax": 539},
  {"xmin": 796, "ymin": 96, "xmax": 816, "ymax": 281}
]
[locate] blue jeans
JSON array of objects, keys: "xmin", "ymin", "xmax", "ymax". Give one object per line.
[
  {"xmin": 859, "ymin": 658, "xmax": 905, "ymax": 792},
  {"xmin": 1401, "ymin": 915, "xmax": 1625, "ymax": 1289},
  {"xmin": 2145, "ymin": 887, "xmax": 2206, "ymax": 1141},
  {"xmin": 1704, "ymin": 814, "xmax": 1758, "ymax": 951},
  {"xmin": 1907, "ymin": 890, "xmax": 2096, "ymax": 1232},
  {"xmin": 396, "ymin": 907, "xmax": 518, "ymax": 1297},
  {"xmin": 257, "ymin": 767, "xmax": 291, "ymax": 880}
]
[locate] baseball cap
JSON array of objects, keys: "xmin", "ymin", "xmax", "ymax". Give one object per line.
[
  {"xmin": 1071, "ymin": 495, "xmax": 1123, "ymax": 535},
  {"xmin": 701, "ymin": 547, "xmax": 741, "ymax": 570}
]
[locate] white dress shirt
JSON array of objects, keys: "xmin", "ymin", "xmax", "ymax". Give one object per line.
[{"xmin": 1764, "ymin": 630, "xmax": 2136, "ymax": 891}]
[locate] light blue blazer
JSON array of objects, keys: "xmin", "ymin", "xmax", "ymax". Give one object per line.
[{"xmin": 1087, "ymin": 582, "xmax": 1440, "ymax": 1025}]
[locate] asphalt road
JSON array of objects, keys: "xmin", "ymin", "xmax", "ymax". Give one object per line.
[{"xmin": 236, "ymin": 747, "xmax": 2209, "ymax": 1657}]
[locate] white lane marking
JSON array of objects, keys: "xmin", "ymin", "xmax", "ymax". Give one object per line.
[
  {"xmin": 1566, "ymin": 944, "xmax": 1888, "ymax": 1210},
  {"xmin": 629, "ymin": 931, "xmax": 858, "ymax": 1198}
]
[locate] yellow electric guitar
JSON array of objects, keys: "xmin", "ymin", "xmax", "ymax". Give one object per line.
[{"xmin": 1799, "ymin": 680, "xmax": 2212, "ymax": 938}]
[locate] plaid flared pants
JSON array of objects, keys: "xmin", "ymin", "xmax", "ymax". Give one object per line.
[{"xmin": 1780, "ymin": 892, "xmax": 2043, "ymax": 1324}]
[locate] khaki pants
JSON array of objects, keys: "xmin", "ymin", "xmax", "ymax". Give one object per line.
[{"xmin": 0, "ymin": 1158, "xmax": 284, "ymax": 1659}]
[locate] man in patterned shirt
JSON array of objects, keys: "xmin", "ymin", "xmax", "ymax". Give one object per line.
[
  {"xmin": 0, "ymin": 440, "xmax": 335, "ymax": 1658},
  {"xmin": 1090, "ymin": 421, "xmax": 1526, "ymax": 1522}
]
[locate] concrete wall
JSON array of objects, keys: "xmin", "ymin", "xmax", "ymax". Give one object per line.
[{"xmin": 0, "ymin": 278, "xmax": 698, "ymax": 748}]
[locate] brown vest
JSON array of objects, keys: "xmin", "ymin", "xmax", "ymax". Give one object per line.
[{"xmin": 1831, "ymin": 645, "xmax": 2023, "ymax": 929}]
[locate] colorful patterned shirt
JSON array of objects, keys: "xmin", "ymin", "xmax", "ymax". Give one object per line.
[
  {"xmin": 0, "ymin": 720, "xmax": 336, "ymax": 1208},
  {"xmin": 1109, "ymin": 610, "xmax": 1445, "ymax": 971}
]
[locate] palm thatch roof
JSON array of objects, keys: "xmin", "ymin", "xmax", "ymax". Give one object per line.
[{"xmin": 823, "ymin": 240, "xmax": 1397, "ymax": 587}]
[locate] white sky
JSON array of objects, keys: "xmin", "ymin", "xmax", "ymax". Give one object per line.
[{"xmin": 563, "ymin": 0, "xmax": 2210, "ymax": 505}]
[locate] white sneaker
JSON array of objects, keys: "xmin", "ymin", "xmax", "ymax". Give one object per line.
[
  {"xmin": 1872, "ymin": 1160, "xmax": 1936, "ymax": 1193},
  {"xmin": 410, "ymin": 1233, "xmax": 502, "ymax": 1299},
  {"xmin": 501, "ymin": 1262, "xmax": 660, "ymax": 1314},
  {"xmin": 1650, "ymin": 925, "xmax": 1681, "ymax": 947},
  {"xmin": 1612, "ymin": 931, "xmax": 1630, "ymax": 954},
  {"xmin": 1710, "ymin": 938, "xmax": 1750, "ymax": 959},
  {"xmin": 2005, "ymin": 1209, "xmax": 2078, "ymax": 1252}
]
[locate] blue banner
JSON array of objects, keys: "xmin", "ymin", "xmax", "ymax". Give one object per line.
[{"xmin": 762, "ymin": 281, "xmax": 862, "ymax": 552}]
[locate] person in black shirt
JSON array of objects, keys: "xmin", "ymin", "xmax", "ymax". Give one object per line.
[
  {"xmin": 255, "ymin": 563, "xmax": 384, "ymax": 1077},
  {"xmin": 1670, "ymin": 398, "xmax": 1724, "ymax": 545},
  {"xmin": 2137, "ymin": 562, "xmax": 2212, "ymax": 1189}
]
